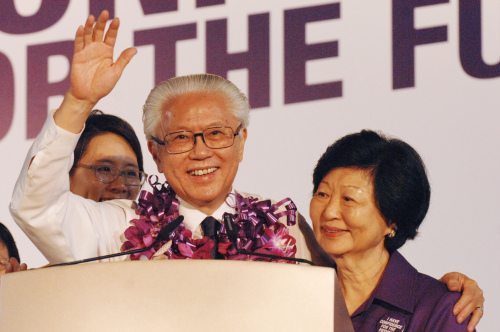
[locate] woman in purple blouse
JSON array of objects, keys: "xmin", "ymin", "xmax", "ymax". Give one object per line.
[{"xmin": 310, "ymin": 130, "xmax": 478, "ymax": 331}]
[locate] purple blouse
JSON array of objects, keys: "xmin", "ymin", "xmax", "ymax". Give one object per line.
[{"xmin": 350, "ymin": 251, "xmax": 473, "ymax": 332}]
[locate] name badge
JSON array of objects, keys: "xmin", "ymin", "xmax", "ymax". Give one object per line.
[{"xmin": 376, "ymin": 312, "xmax": 406, "ymax": 332}]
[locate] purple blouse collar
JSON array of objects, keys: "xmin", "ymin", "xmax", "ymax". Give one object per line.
[{"xmin": 351, "ymin": 251, "xmax": 420, "ymax": 317}]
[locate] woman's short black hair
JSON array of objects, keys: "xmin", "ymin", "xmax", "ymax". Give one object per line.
[
  {"xmin": 70, "ymin": 110, "xmax": 144, "ymax": 175},
  {"xmin": 0, "ymin": 223, "xmax": 20, "ymax": 262},
  {"xmin": 312, "ymin": 130, "xmax": 431, "ymax": 252}
]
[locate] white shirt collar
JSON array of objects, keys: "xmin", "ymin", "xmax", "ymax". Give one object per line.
[{"xmin": 177, "ymin": 190, "xmax": 237, "ymax": 233}]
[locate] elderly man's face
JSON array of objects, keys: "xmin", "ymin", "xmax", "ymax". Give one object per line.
[{"xmin": 148, "ymin": 92, "xmax": 247, "ymax": 215}]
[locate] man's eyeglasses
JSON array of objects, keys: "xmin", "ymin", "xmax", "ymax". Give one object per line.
[
  {"xmin": 151, "ymin": 124, "xmax": 242, "ymax": 154},
  {"xmin": 75, "ymin": 164, "xmax": 147, "ymax": 186}
]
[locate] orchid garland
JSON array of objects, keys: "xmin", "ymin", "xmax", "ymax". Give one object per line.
[{"xmin": 121, "ymin": 177, "xmax": 298, "ymax": 263}]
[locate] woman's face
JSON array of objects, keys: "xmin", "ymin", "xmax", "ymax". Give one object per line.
[
  {"xmin": 70, "ymin": 133, "xmax": 142, "ymax": 202},
  {"xmin": 0, "ymin": 242, "xmax": 9, "ymax": 279},
  {"xmin": 310, "ymin": 167, "xmax": 393, "ymax": 259}
]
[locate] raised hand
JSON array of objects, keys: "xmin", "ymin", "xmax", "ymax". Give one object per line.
[
  {"xmin": 69, "ymin": 10, "xmax": 136, "ymax": 104},
  {"xmin": 55, "ymin": 10, "xmax": 137, "ymax": 133}
]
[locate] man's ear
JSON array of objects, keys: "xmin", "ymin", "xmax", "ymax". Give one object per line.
[{"xmin": 147, "ymin": 139, "xmax": 163, "ymax": 173}]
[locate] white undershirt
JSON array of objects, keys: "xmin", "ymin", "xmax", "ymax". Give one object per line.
[{"xmin": 177, "ymin": 191, "xmax": 237, "ymax": 239}]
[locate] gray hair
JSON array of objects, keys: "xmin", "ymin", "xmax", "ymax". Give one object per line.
[{"xmin": 143, "ymin": 74, "xmax": 250, "ymax": 138}]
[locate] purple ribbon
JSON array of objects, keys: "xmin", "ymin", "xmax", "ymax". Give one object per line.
[{"xmin": 121, "ymin": 177, "xmax": 299, "ymax": 262}]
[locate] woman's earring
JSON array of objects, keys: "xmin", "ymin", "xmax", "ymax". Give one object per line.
[{"xmin": 388, "ymin": 229, "xmax": 396, "ymax": 238}]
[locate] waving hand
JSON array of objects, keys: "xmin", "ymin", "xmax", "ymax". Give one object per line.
[{"xmin": 55, "ymin": 10, "xmax": 137, "ymax": 133}]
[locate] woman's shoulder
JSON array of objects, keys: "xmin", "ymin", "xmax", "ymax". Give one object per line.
[
  {"xmin": 414, "ymin": 270, "xmax": 453, "ymax": 298},
  {"xmin": 410, "ymin": 268, "xmax": 472, "ymax": 331},
  {"xmin": 381, "ymin": 252, "xmax": 471, "ymax": 331}
]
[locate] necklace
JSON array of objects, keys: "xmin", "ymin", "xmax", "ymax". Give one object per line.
[{"xmin": 121, "ymin": 176, "xmax": 298, "ymax": 262}]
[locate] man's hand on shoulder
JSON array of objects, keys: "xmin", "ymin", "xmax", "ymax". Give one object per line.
[{"xmin": 440, "ymin": 272, "xmax": 484, "ymax": 332}]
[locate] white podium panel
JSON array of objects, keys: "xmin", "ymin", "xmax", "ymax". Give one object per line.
[{"xmin": 0, "ymin": 260, "xmax": 335, "ymax": 331}]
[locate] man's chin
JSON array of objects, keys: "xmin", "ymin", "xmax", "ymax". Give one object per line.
[{"xmin": 180, "ymin": 191, "xmax": 229, "ymax": 211}]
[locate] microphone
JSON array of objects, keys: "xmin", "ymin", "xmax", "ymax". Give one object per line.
[
  {"xmin": 223, "ymin": 213, "xmax": 314, "ymax": 265},
  {"xmin": 49, "ymin": 216, "xmax": 184, "ymax": 268}
]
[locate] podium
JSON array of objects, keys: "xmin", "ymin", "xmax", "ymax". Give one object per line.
[{"xmin": 0, "ymin": 260, "xmax": 349, "ymax": 331}]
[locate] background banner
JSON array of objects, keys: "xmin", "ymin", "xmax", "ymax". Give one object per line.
[{"xmin": 0, "ymin": 1, "xmax": 497, "ymax": 329}]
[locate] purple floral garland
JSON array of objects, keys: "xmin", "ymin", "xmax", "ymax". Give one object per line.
[{"xmin": 121, "ymin": 177, "xmax": 298, "ymax": 263}]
